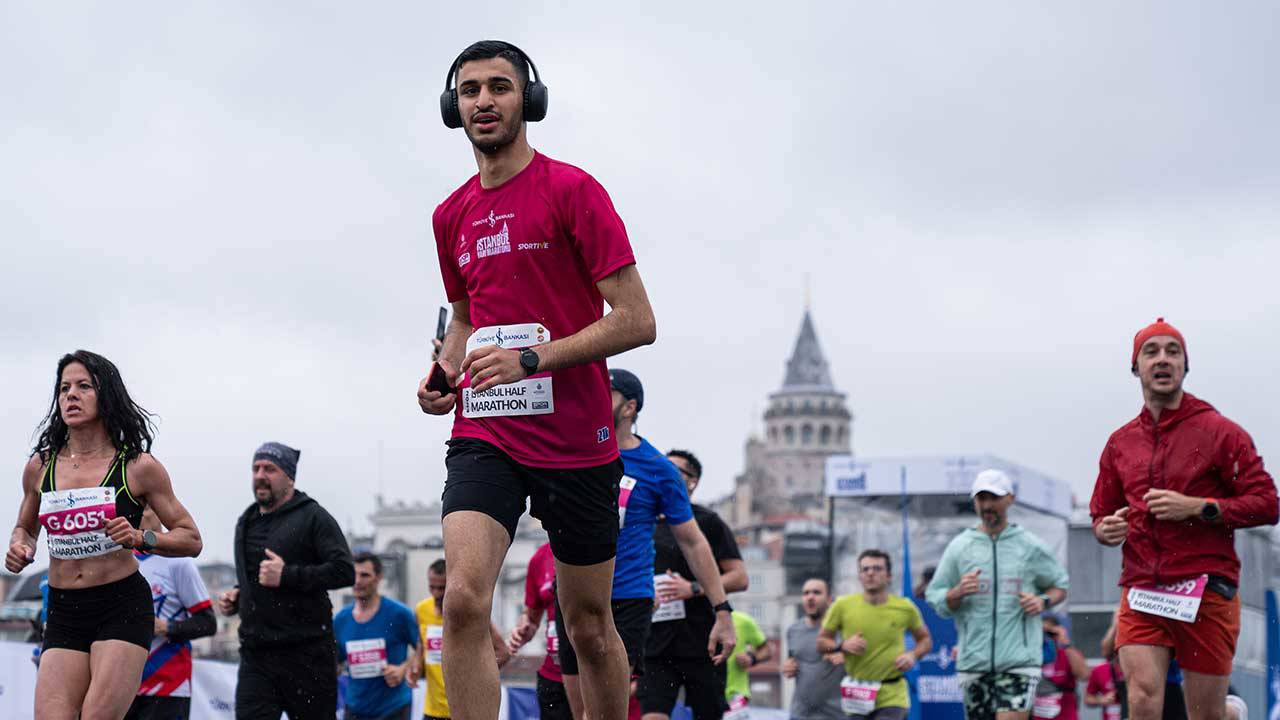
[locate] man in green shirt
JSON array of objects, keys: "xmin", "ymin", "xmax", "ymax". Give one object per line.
[
  {"xmin": 724, "ymin": 609, "xmax": 771, "ymax": 711},
  {"xmin": 818, "ymin": 549, "xmax": 933, "ymax": 720}
]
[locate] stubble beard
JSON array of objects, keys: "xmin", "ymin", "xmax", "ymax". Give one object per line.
[{"xmin": 465, "ymin": 119, "xmax": 520, "ymax": 156}]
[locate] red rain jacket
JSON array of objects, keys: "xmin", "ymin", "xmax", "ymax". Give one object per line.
[{"xmin": 1090, "ymin": 393, "xmax": 1278, "ymax": 587}]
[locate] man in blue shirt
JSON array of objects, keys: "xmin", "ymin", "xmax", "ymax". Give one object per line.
[
  {"xmin": 555, "ymin": 369, "xmax": 737, "ymax": 719},
  {"xmin": 334, "ymin": 552, "xmax": 420, "ymax": 720}
]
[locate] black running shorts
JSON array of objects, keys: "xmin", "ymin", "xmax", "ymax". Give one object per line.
[
  {"xmin": 43, "ymin": 572, "xmax": 154, "ymax": 653},
  {"xmin": 637, "ymin": 655, "xmax": 728, "ymax": 719},
  {"xmin": 554, "ymin": 595, "xmax": 652, "ymax": 675},
  {"xmin": 442, "ymin": 438, "xmax": 622, "ymax": 566},
  {"xmin": 536, "ymin": 673, "xmax": 574, "ymax": 720}
]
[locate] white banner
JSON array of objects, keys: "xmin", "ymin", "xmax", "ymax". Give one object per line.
[{"xmin": 824, "ymin": 454, "xmax": 1072, "ymax": 519}]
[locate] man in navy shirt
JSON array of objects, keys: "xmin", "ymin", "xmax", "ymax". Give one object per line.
[
  {"xmin": 334, "ymin": 552, "xmax": 420, "ymax": 720},
  {"xmin": 555, "ymin": 369, "xmax": 737, "ymax": 719}
]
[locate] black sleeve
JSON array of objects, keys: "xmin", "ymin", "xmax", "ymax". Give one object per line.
[
  {"xmin": 165, "ymin": 607, "xmax": 217, "ymax": 643},
  {"xmin": 280, "ymin": 507, "xmax": 355, "ymax": 592},
  {"xmin": 708, "ymin": 514, "xmax": 742, "ymax": 562}
]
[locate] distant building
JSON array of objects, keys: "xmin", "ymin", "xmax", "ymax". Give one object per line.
[{"xmin": 715, "ymin": 308, "xmax": 852, "ymax": 528}]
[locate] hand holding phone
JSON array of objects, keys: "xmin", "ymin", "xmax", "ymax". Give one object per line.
[{"xmin": 427, "ymin": 361, "xmax": 455, "ymax": 395}]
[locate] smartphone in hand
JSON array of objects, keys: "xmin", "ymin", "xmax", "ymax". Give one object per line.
[{"xmin": 426, "ymin": 361, "xmax": 454, "ymax": 395}]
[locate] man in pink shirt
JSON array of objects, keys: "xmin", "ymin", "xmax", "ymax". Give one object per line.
[{"xmin": 417, "ymin": 40, "xmax": 657, "ymax": 720}]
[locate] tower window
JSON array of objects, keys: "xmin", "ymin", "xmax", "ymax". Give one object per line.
[{"xmin": 801, "ymin": 424, "xmax": 814, "ymax": 445}]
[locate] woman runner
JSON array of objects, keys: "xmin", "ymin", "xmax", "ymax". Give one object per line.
[{"xmin": 6, "ymin": 350, "xmax": 203, "ymax": 720}]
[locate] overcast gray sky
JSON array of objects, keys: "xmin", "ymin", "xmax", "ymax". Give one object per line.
[{"xmin": 3, "ymin": 2, "xmax": 1279, "ymax": 567}]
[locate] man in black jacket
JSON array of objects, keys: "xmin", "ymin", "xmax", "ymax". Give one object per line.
[{"xmin": 216, "ymin": 441, "xmax": 354, "ymax": 720}]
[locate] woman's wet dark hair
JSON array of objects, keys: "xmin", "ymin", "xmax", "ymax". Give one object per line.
[{"xmin": 32, "ymin": 350, "xmax": 155, "ymax": 463}]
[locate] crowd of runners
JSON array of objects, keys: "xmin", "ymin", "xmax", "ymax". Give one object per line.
[{"xmin": 7, "ymin": 38, "xmax": 1278, "ymax": 720}]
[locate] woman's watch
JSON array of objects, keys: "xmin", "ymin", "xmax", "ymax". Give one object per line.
[{"xmin": 140, "ymin": 529, "xmax": 158, "ymax": 551}]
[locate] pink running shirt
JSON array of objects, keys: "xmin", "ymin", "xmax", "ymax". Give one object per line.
[
  {"xmin": 433, "ymin": 152, "xmax": 636, "ymax": 468},
  {"xmin": 523, "ymin": 542, "xmax": 562, "ymax": 683}
]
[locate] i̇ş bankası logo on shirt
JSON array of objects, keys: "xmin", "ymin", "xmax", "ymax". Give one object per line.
[{"xmin": 472, "ymin": 209, "xmax": 515, "ymax": 228}]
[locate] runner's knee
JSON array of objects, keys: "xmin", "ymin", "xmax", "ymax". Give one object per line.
[{"xmin": 442, "ymin": 583, "xmax": 491, "ymax": 627}]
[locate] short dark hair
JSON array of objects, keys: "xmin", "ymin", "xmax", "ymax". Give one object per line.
[
  {"xmin": 455, "ymin": 40, "xmax": 530, "ymax": 89},
  {"xmin": 666, "ymin": 449, "xmax": 702, "ymax": 479},
  {"xmin": 802, "ymin": 577, "xmax": 830, "ymax": 594},
  {"xmin": 353, "ymin": 552, "xmax": 383, "ymax": 575},
  {"xmin": 429, "ymin": 558, "xmax": 446, "ymax": 576},
  {"xmin": 858, "ymin": 549, "xmax": 892, "ymax": 576}
]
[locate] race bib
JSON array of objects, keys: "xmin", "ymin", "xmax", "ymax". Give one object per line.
[
  {"xmin": 39, "ymin": 487, "xmax": 119, "ymax": 560},
  {"xmin": 618, "ymin": 476, "xmax": 637, "ymax": 528},
  {"xmin": 723, "ymin": 694, "xmax": 750, "ymax": 720},
  {"xmin": 426, "ymin": 625, "xmax": 444, "ymax": 665},
  {"xmin": 651, "ymin": 574, "xmax": 686, "ymax": 622},
  {"xmin": 1104, "ymin": 704, "xmax": 1122, "ymax": 720},
  {"xmin": 346, "ymin": 638, "xmax": 387, "ymax": 680},
  {"xmin": 462, "ymin": 324, "xmax": 554, "ymax": 418},
  {"xmin": 546, "ymin": 620, "xmax": 559, "ymax": 665},
  {"xmin": 841, "ymin": 678, "xmax": 882, "ymax": 716},
  {"xmin": 1033, "ymin": 692, "xmax": 1063, "ymax": 719},
  {"xmin": 1127, "ymin": 574, "xmax": 1207, "ymax": 623}
]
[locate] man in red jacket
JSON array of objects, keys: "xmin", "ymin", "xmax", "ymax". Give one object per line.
[{"xmin": 1090, "ymin": 318, "xmax": 1279, "ymax": 720}]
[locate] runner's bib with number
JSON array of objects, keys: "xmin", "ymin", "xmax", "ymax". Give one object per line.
[
  {"xmin": 426, "ymin": 625, "xmax": 444, "ymax": 665},
  {"xmin": 723, "ymin": 694, "xmax": 750, "ymax": 720},
  {"xmin": 651, "ymin": 574, "xmax": 687, "ymax": 622},
  {"xmin": 618, "ymin": 476, "xmax": 637, "ymax": 527},
  {"xmin": 841, "ymin": 678, "xmax": 882, "ymax": 716},
  {"xmin": 461, "ymin": 323, "xmax": 554, "ymax": 418},
  {"xmin": 346, "ymin": 638, "xmax": 387, "ymax": 679},
  {"xmin": 39, "ymin": 487, "xmax": 119, "ymax": 560},
  {"xmin": 546, "ymin": 620, "xmax": 559, "ymax": 664},
  {"xmin": 1127, "ymin": 574, "xmax": 1207, "ymax": 623},
  {"xmin": 1033, "ymin": 692, "xmax": 1063, "ymax": 718}
]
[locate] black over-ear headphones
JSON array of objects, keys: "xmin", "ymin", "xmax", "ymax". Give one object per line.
[{"xmin": 440, "ymin": 41, "xmax": 549, "ymax": 129}]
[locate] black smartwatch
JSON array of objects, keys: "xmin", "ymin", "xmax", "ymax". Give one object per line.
[
  {"xmin": 140, "ymin": 529, "xmax": 158, "ymax": 552},
  {"xmin": 519, "ymin": 348, "xmax": 540, "ymax": 376},
  {"xmin": 713, "ymin": 600, "xmax": 733, "ymax": 614},
  {"xmin": 690, "ymin": 581, "xmax": 703, "ymax": 597},
  {"xmin": 1201, "ymin": 499, "xmax": 1221, "ymax": 522},
  {"xmin": 1038, "ymin": 593, "xmax": 1052, "ymax": 609}
]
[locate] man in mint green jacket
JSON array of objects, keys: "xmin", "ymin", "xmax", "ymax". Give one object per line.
[{"xmin": 926, "ymin": 469, "xmax": 1069, "ymax": 720}]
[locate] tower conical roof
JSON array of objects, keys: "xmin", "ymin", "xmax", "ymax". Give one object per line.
[{"xmin": 781, "ymin": 310, "xmax": 834, "ymax": 390}]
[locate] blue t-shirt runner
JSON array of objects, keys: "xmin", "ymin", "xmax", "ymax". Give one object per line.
[
  {"xmin": 615, "ymin": 436, "xmax": 695, "ymax": 599},
  {"xmin": 334, "ymin": 596, "xmax": 420, "ymax": 718}
]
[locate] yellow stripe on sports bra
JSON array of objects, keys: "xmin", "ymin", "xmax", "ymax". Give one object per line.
[
  {"xmin": 43, "ymin": 452, "xmax": 59, "ymax": 493},
  {"xmin": 120, "ymin": 452, "xmax": 140, "ymax": 507}
]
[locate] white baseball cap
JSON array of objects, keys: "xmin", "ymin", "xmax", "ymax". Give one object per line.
[{"xmin": 970, "ymin": 469, "xmax": 1014, "ymax": 497}]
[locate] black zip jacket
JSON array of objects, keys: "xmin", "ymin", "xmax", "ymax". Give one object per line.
[{"xmin": 233, "ymin": 491, "xmax": 354, "ymax": 649}]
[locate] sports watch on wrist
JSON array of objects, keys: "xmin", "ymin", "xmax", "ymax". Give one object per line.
[
  {"xmin": 140, "ymin": 529, "xmax": 158, "ymax": 552},
  {"xmin": 519, "ymin": 348, "xmax": 540, "ymax": 376},
  {"xmin": 1038, "ymin": 594, "xmax": 1052, "ymax": 609},
  {"xmin": 1201, "ymin": 499, "xmax": 1221, "ymax": 522},
  {"xmin": 690, "ymin": 581, "xmax": 703, "ymax": 597},
  {"xmin": 713, "ymin": 600, "xmax": 733, "ymax": 614}
]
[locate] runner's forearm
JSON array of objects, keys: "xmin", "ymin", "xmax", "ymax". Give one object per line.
[
  {"xmin": 536, "ymin": 309, "xmax": 654, "ymax": 374},
  {"xmin": 671, "ymin": 522, "xmax": 728, "ymax": 605},
  {"xmin": 164, "ymin": 608, "xmax": 216, "ymax": 642}
]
